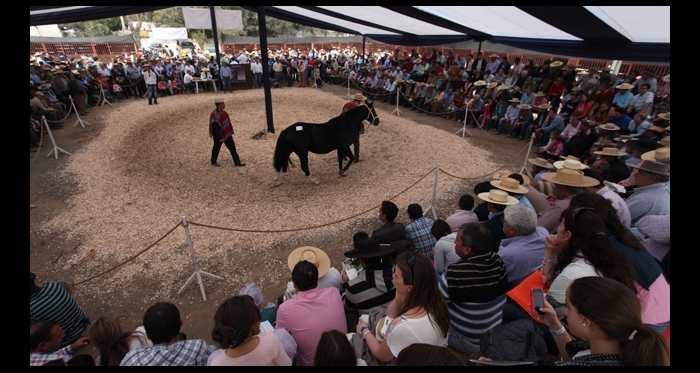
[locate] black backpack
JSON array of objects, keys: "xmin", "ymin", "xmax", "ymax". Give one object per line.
[{"xmin": 479, "ymin": 319, "xmax": 551, "ymax": 364}]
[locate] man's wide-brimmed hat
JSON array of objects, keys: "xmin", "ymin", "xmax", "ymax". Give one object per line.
[
  {"xmin": 490, "ymin": 177, "xmax": 528, "ymax": 194},
  {"xmin": 492, "ymin": 171, "xmax": 530, "ymax": 185},
  {"xmin": 478, "ymin": 189, "xmax": 519, "ymax": 206},
  {"xmin": 626, "ymin": 138, "xmax": 661, "ymax": 153},
  {"xmin": 540, "ymin": 168, "xmax": 599, "ymax": 187},
  {"xmin": 647, "ymin": 125, "xmax": 665, "ymax": 134},
  {"xmin": 641, "ymin": 147, "xmax": 670, "ymax": 161},
  {"xmin": 518, "ymin": 104, "xmax": 532, "ymax": 110},
  {"xmin": 343, "ymin": 238, "xmax": 394, "ymax": 259},
  {"xmin": 287, "ymin": 246, "xmax": 331, "ymax": 277},
  {"xmin": 474, "ymin": 80, "xmax": 487, "ymax": 86},
  {"xmin": 487, "ymin": 82, "xmax": 498, "ymax": 89},
  {"xmin": 489, "ymin": 53, "xmax": 499, "ymax": 58},
  {"xmin": 537, "ymin": 103, "xmax": 552, "ymax": 110},
  {"xmin": 550, "ymin": 61, "xmax": 564, "ymax": 67},
  {"xmin": 626, "ymin": 160, "xmax": 670, "ymax": 177},
  {"xmin": 592, "ymin": 147, "xmax": 626, "ymax": 157},
  {"xmin": 38, "ymin": 83, "xmax": 52, "ymax": 90},
  {"xmin": 528, "ymin": 157, "xmax": 554, "ymax": 169},
  {"xmin": 662, "ymin": 74, "xmax": 670, "ymax": 83},
  {"xmin": 214, "ymin": 98, "xmax": 224, "ymax": 104},
  {"xmin": 535, "ymin": 91, "xmax": 546, "ymax": 97},
  {"xmin": 613, "ymin": 135, "xmax": 633, "ymax": 143},
  {"xmin": 597, "ymin": 123, "xmax": 620, "ymax": 131},
  {"xmin": 615, "ymin": 83, "xmax": 634, "ymax": 90},
  {"xmin": 508, "ymin": 97, "xmax": 521, "ymax": 103},
  {"xmin": 352, "ymin": 93, "xmax": 367, "ymax": 101},
  {"xmin": 553, "ymin": 157, "xmax": 589, "ymax": 170},
  {"xmin": 657, "ymin": 112, "xmax": 670, "ymax": 121}
]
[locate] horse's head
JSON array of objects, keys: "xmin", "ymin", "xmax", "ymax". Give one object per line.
[{"xmin": 363, "ymin": 99, "xmax": 380, "ymax": 126}]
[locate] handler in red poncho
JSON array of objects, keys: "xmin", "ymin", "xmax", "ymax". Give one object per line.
[
  {"xmin": 210, "ymin": 98, "xmax": 245, "ymax": 167},
  {"xmin": 342, "ymin": 92, "xmax": 368, "ymax": 162}
]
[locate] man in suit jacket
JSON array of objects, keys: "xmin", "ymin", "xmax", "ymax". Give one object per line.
[{"xmin": 370, "ymin": 201, "xmax": 406, "ymax": 244}]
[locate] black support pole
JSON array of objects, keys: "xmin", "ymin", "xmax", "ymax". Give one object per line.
[
  {"xmin": 258, "ymin": 7, "xmax": 274, "ymax": 133},
  {"xmin": 209, "ymin": 6, "xmax": 220, "ymax": 65}
]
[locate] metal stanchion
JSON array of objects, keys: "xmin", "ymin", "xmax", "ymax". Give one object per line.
[
  {"xmin": 69, "ymin": 95, "xmax": 91, "ymax": 128},
  {"xmin": 43, "ymin": 116, "xmax": 71, "ymax": 159},
  {"xmin": 390, "ymin": 89, "xmax": 402, "ymax": 116},
  {"xmin": 178, "ymin": 216, "xmax": 223, "ymax": 301},
  {"xmin": 423, "ymin": 163, "xmax": 440, "ymax": 220}
]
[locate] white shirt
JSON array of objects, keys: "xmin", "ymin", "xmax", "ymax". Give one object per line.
[{"xmin": 184, "ymin": 73, "xmax": 193, "ymax": 84}]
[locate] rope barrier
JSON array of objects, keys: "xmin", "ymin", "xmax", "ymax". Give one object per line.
[
  {"xmin": 188, "ymin": 166, "xmax": 437, "ymax": 233},
  {"xmin": 29, "ymin": 120, "xmax": 45, "ymax": 164},
  {"xmin": 439, "ymin": 140, "xmax": 532, "ymax": 180},
  {"xmin": 73, "ymin": 221, "xmax": 183, "ymax": 287}
]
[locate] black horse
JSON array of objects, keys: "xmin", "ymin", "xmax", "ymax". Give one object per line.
[{"xmin": 273, "ymin": 101, "xmax": 379, "ymax": 185}]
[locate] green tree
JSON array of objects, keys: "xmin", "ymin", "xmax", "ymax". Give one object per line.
[{"xmin": 60, "ymin": 17, "xmax": 122, "ymax": 37}]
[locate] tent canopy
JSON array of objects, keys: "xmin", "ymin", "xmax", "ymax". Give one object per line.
[{"xmin": 30, "ymin": 6, "xmax": 670, "ymax": 63}]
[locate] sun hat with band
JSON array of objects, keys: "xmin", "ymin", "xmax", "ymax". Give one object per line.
[
  {"xmin": 528, "ymin": 157, "xmax": 554, "ymax": 169},
  {"xmin": 478, "ymin": 189, "xmax": 519, "ymax": 205},
  {"xmin": 490, "ymin": 177, "xmax": 528, "ymax": 195},
  {"xmin": 351, "ymin": 92, "xmax": 367, "ymax": 101},
  {"xmin": 343, "ymin": 238, "xmax": 394, "ymax": 259},
  {"xmin": 553, "ymin": 157, "xmax": 589, "ymax": 170},
  {"xmin": 597, "ymin": 123, "xmax": 620, "ymax": 131},
  {"xmin": 626, "ymin": 160, "xmax": 670, "ymax": 177},
  {"xmin": 625, "ymin": 138, "xmax": 661, "ymax": 153},
  {"xmin": 593, "ymin": 147, "xmax": 626, "ymax": 157},
  {"xmin": 540, "ymin": 168, "xmax": 599, "ymax": 187},
  {"xmin": 641, "ymin": 147, "xmax": 670, "ymax": 161},
  {"xmin": 287, "ymin": 246, "xmax": 331, "ymax": 278},
  {"xmin": 615, "ymin": 83, "xmax": 634, "ymax": 90},
  {"xmin": 492, "ymin": 171, "xmax": 530, "ymax": 185}
]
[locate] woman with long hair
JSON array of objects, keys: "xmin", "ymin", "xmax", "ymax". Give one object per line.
[
  {"xmin": 208, "ymin": 295, "xmax": 291, "ymax": 366},
  {"xmin": 569, "ymin": 193, "xmax": 670, "ymax": 332},
  {"xmin": 356, "ymin": 250, "xmax": 450, "ymax": 363},
  {"xmin": 540, "ymin": 276, "xmax": 670, "ymax": 365},
  {"xmin": 314, "ymin": 329, "xmax": 366, "ymax": 366},
  {"xmin": 87, "ymin": 317, "xmax": 151, "ymax": 366}
]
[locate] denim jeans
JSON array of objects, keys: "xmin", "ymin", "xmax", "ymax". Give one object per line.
[
  {"xmin": 221, "ymin": 76, "xmax": 232, "ymax": 91},
  {"xmin": 254, "ymin": 73, "xmax": 262, "ymax": 88},
  {"xmin": 147, "ymin": 84, "xmax": 157, "ymax": 104},
  {"xmin": 447, "ymin": 326, "xmax": 481, "ymax": 353}
]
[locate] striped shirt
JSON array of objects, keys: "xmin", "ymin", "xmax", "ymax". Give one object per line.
[
  {"xmin": 439, "ymin": 252, "xmax": 509, "ymax": 344},
  {"xmin": 342, "ymin": 264, "xmax": 395, "ymax": 314},
  {"xmin": 405, "ymin": 217, "xmax": 437, "ymax": 257},
  {"xmin": 30, "ymin": 282, "xmax": 89, "ymax": 348}
]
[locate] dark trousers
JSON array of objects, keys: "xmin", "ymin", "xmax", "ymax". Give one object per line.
[{"xmin": 211, "ymin": 135, "xmax": 242, "ymax": 165}]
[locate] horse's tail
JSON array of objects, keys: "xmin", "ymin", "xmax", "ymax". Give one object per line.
[{"xmin": 273, "ymin": 128, "xmax": 290, "ymax": 173}]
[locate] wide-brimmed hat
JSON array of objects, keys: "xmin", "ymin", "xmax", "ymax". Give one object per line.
[
  {"xmin": 553, "ymin": 158, "xmax": 589, "ymax": 170},
  {"xmin": 395, "ymin": 78, "xmax": 404, "ymax": 83},
  {"xmin": 474, "ymin": 80, "xmax": 487, "ymax": 86},
  {"xmin": 535, "ymin": 91, "xmax": 546, "ymax": 97},
  {"xmin": 201, "ymin": 67, "xmax": 210, "ymax": 72},
  {"xmin": 659, "ymin": 137, "xmax": 670, "ymax": 147},
  {"xmin": 214, "ymin": 98, "xmax": 225, "ymax": 104},
  {"xmin": 478, "ymin": 189, "xmax": 519, "ymax": 205},
  {"xmin": 518, "ymin": 104, "xmax": 532, "ymax": 110},
  {"xmin": 528, "ymin": 157, "xmax": 554, "ymax": 169},
  {"xmin": 287, "ymin": 246, "xmax": 331, "ymax": 277},
  {"xmin": 626, "ymin": 160, "xmax": 670, "ymax": 177},
  {"xmin": 641, "ymin": 147, "xmax": 670, "ymax": 161},
  {"xmin": 352, "ymin": 93, "xmax": 367, "ymax": 101},
  {"xmin": 647, "ymin": 125, "xmax": 665, "ymax": 134},
  {"xmin": 657, "ymin": 112, "xmax": 670, "ymax": 121},
  {"xmin": 662, "ymin": 74, "xmax": 670, "ymax": 83},
  {"xmin": 492, "ymin": 171, "xmax": 531, "ymax": 185},
  {"xmin": 537, "ymin": 103, "xmax": 552, "ymax": 110},
  {"xmin": 508, "ymin": 97, "xmax": 521, "ymax": 103},
  {"xmin": 597, "ymin": 123, "xmax": 620, "ymax": 131},
  {"xmin": 490, "ymin": 177, "xmax": 528, "ymax": 194},
  {"xmin": 626, "ymin": 138, "xmax": 660, "ymax": 153},
  {"xmin": 489, "ymin": 53, "xmax": 499, "ymax": 58},
  {"xmin": 601, "ymin": 67, "xmax": 613, "ymax": 72},
  {"xmin": 615, "ymin": 83, "xmax": 634, "ymax": 90},
  {"xmin": 592, "ymin": 147, "xmax": 626, "ymax": 157},
  {"xmin": 540, "ymin": 168, "xmax": 599, "ymax": 187},
  {"xmin": 613, "ymin": 135, "xmax": 633, "ymax": 143},
  {"xmin": 594, "ymin": 139, "xmax": 616, "ymax": 147},
  {"xmin": 496, "ymin": 84, "xmax": 508, "ymax": 91},
  {"xmin": 550, "ymin": 61, "xmax": 563, "ymax": 67},
  {"xmin": 343, "ymin": 238, "xmax": 394, "ymax": 259},
  {"xmin": 38, "ymin": 83, "xmax": 52, "ymax": 90}
]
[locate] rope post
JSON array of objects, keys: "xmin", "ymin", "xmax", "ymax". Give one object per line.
[
  {"xmin": 178, "ymin": 216, "xmax": 223, "ymax": 301},
  {"xmin": 344, "ymin": 75, "xmax": 351, "ymax": 100},
  {"xmin": 43, "ymin": 116, "xmax": 71, "ymax": 159},
  {"xmin": 70, "ymin": 95, "xmax": 91, "ymax": 128},
  {"xmin": 455, "ymin": 111, "xmax": 473, "ymax": 138},
  {"xmin": 98, "ymin": 85, "xmax": 113, "ymax": 107},
  {"xmin": 390, "ymin": 89, "xmax": 402, "ymax": 116},
  {"xmin": 520, "ymin": 133, "xmax": 536, "ymax": 175},
  {"xmin": 423, "ymin": 163, "xmax": 440, "ymax": 220}
]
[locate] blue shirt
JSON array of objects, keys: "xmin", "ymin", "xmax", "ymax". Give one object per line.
[
  {"xmin": 406, "ymin": 217, "xmax": 437, "ymax": 257},
  {"xmin": 498, "ymin": 226, "xmax": 548, "ymax": 288},
  {"xmin": 612, "ymin": 91, "xmax": 634, "ymax": 108},
  {"xmin": 609, "ymin": 114, "xmax": 633, "ymax": 130},
  {"xmin": 444, "ymin": 91, "xmax": 455, "ymax": 106},
  {"xmin": 625, "ymin": 182, "xmax": 670, "ymax": 227}
]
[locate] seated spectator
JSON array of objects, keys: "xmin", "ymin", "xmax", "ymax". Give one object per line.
[
  {"xmin": 637, "ymin": 214, "xmax": 670, "ymax": 283},
  {"xmin": 444, "ymin": 194, "xmax": 478, "ymax": 233},
  {"xmin": 537, "ymin": 168, "xmax": 598, "ymax": 233},
  {"xmin": 478, "ymin": 189, "xmax": 519, "ymax": 252},
  {"xmin": 30, "ymin": 272, "xmax": 90, "ymax": 348},
  {"xmin": 120, "ymin": 302, "xmax": 211, "ymax": 366},
  {"xmin": 580, "ymin": 169, "xmax": 631, "ymax": 227},
  {"xmin": 370, "ymin": 201, "xmax": 406, "ymax": 244},
  {"xmin": 591, "ymin": 147, "xmax": 630, "ymax": 183},
  {"xmin": 404, "ymin": 203, "xmax": 436, "ymax": 258},
  {"xmin": 539, "ymin": 277, "xmax": 669, "ymax": 365},
  {"xmin": 439, "ymin": 223, "xmax": 509, "ymax": 353},
  {"xmin": 528, "ymin": 157, "xmax": 555, "ymax": 183},
  {"xmin": 276, "ymin": 260, "xmax": 346, "ymax": 366},
  {"xmin": 498, "ymin": 205, "xmax": 548, "ymax": 289},
  {"xmin": 624, "ymin": 160, "xmax": 670, "ymax": 227},
  {"xmin": 315, "ymin": 330, "xmax": 367, "ymax": 366},
  {"xmin": 356, "ymin": 251, "xmax": 449, "ymax": 364},
  {"xmin": 30, "ymin": 320, "xmax": 91, "ymax": 366},
  {"xmin": 208, "ymin": 295, "xmax": 291, "ymax": 366},
  {"xmin": 88, "ymin": 316, "xmax": 151, "ymax": 366},
  {"xmin": 430, "ymin": 219, "xmax": 459, "ymax": 275},
  {"xmin": 341, "ymin": 238, "xmax": 395, "ymax": 328},
  {"xmin": 536, "ymin": 132, "xmax": 564, "ymax": 161}
]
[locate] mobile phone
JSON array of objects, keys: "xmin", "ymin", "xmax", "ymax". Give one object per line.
[{"xmin": 531, "ymin": 288, "xmax": 545, "ymax": 316}]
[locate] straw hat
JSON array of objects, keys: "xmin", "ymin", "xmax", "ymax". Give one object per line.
[
  {"xmin": 662, "ymin": 74, "xmax": 670, "ymax": 83},
  {"xmin": 287, "ymin": 246, "xmax": 331, "ymax": 278},
  {"xmin": 659, "ymin": 137, "xmax": 670, "ymax": 147},
  {"xmin": 490, "ymin": 177, "xmax": 528, "ymax": 194},
  {"xmin": 626, "ymin": 160, "xmax": 670, "ymax": 177},
  {"xmin": 597, "ymin": 123, "xmax": 620, "ymax": 131},
  {"xmin": 540, "ymin": 168, "xmax": 599, "ymax": 187},
  {"xmin": 626, "ymin": 138, "xmax": 661, "ymax": 153},
  {"xmin": 201, "ymin": 67, "xmax": 210, "ymax": 72},
  {"xmin": 615, "ymin": 83, "xmax": 634, "ymax": 90},
  {"xmin": 214, "ymin": 98, "xmax": 225, "ymax": 104},
  {"xmin": 395, "ymin": 78, "xmax": 404, "ymax": 83},
  {"xmin": 613, "ymin": 135, "xmax": 633, "ymax": 143},
  {"xmin": 496, "ymin": 84, "xmax": 508, "ymax": 91},
  {"xmin": 641, "ymin": 147, "xmax": 670, "ymax": 161},
  {"xmin": 518, "ymin": 104, "xmax": 532, "ymax": 110},
  {"xmin": 478, "ymin": 189, "xmax": 519, "ymax": 205},
  {"xmin": 647, "ymin": 125, "xmax": 665, "ymax": 134},
  {"xmin": 474, "ymin": 80, "xmax": 487, "ymax": 86},
  {"xmin": 351, "ymin": 93, "xmax": 367, "ymax": 101},
  {"xmin": 508, "ymin": 97, "xmax": 521, "ymax": 103},
  {"xmin": 592, "ymin": 147, "xmax": 626, "ymax": 157},
  {"xmin": 487, "ymin": 82, "xmax": 498, "ymax": 89},
  {"xmin": 657, "ymin": 112, "xmax": 670, "ymax": 121},
  {"xmin": 38, "ymin": 83, "xmax": 52, "ymax": 90},
  {"xmin": 535, "ymin": 91, "xmax": 546, "ymax": 97},
  {"xmin": 550, "ymin": 61, "xmax": 563, "ymax": 67},
  {"xmin": 537, "ymin": 103, "xmax": 552, "ymax": 110},
  {"xmin": 600, "ymin": 67, "xmax": 613, "ymax": 72},
  {"xmin": 553, "ymin": 158, "xmax": 589, "ymax": 170},
  {"xmin": 492, "ymin": 171, "xmax": 531, "ymax": 185},
  {"xmin": 528, "ymin": 157, "xmax": 554, "ymax": 169},
  {"xmin": 489, "ymin": 53, "xmax": 499, "ymax": 58}
]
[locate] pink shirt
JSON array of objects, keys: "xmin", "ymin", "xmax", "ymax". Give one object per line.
[{"xmin": 275, "ymin": 287, "xmax": 347, "ymax": 366}]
